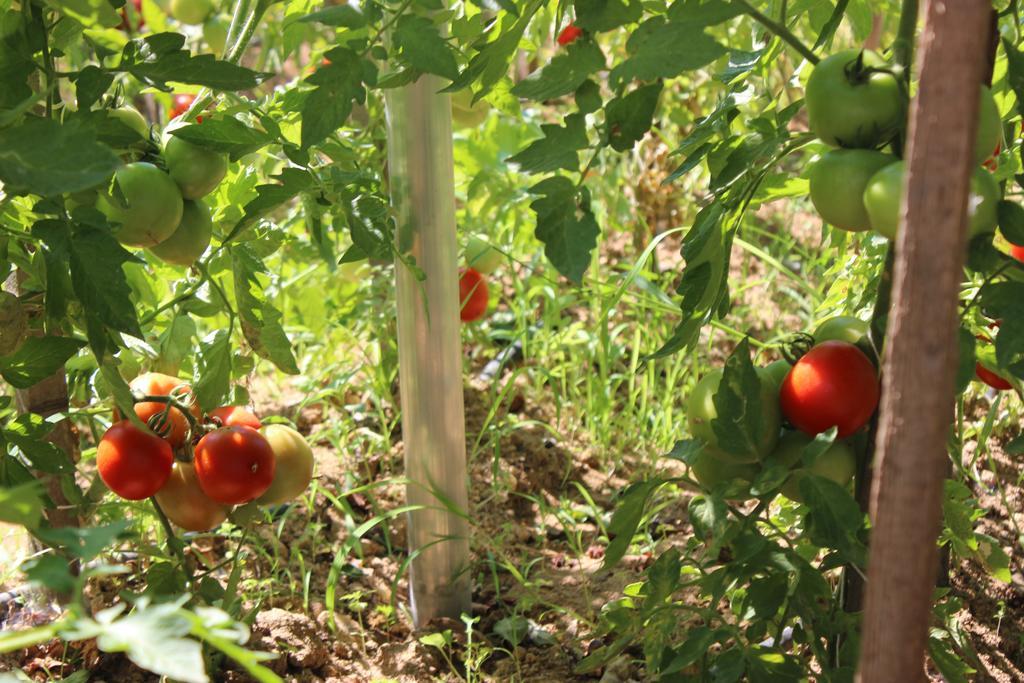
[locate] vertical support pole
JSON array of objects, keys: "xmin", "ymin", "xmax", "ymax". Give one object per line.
[
  {"xmin": 385, "ymin": 75, "xmax": 471, "ymax": 625},
  {"xmin": 857, "ymin": 2, "xmax": 991, "ymax": 681}
]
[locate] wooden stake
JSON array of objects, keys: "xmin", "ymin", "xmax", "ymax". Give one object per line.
[{"xmin": 857, "ymin": 2, "xmax": 991, "ymax": 681}]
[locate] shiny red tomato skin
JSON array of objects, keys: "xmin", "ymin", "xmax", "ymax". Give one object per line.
[
  {"xmin": 780, "ymin": 341, "xmax": 880, "ymax": 438},
  {"xmin": 1010, "ymin": 244, "xmax": 1024, "ymax": 262},
  {"xmin": 97, "ymin": 421, "xmax": 174, "ymax": 500},
  {"xmin": 975, "ymin": 363, "xmax": 1013, "ymax": 391},
  {"xmin": 557, "ymin": 24, "xmax": 583, "ymax": 46},
  {"xmin": 169, "ymin": 94, "xmax": 202, "ymax": 122},
  {"xmin": 459, "ymin": 268, "xmax": 488, "ymax": 322},
  {"xmin": 208, "ymin": 405, "xmax": 262, "ymax": 429},
  {"xmin": 193, "ymin": 426, "xmax": 276, "ymax": 505}
]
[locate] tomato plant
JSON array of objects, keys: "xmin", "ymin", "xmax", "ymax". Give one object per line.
[
  {"xmin": 458, "ymin": 267, "xmax": 488, "ymax": 322},
  {"xmin": 808, "ymin": 149, "xmax": 895, "ymax": 231},
  {"xmin": 193, "ymin": 426, "xmax": 276, "ymax": 505},
  {"xmin": 780, "ymin": 341, "xmax": 880, "ymax": 438},
  {"xmin": 97, "ymin": 421, "xmax": 174, "ymax": 500},
  {"xmin": 686, "ymin": 364, "xmax": 781, "ymax": 464}
]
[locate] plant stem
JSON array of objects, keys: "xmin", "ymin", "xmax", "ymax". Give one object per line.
[
  {"xmin": 151, "ymin": 496, "xmax": 194, "ymax": 586},
  {"xmin": 734, "ymin": 0, "xmax": 820, "ymax": 64},
  {"xmin": 892, "ymin": 0, "xmax": 919, "ymax": 74}
]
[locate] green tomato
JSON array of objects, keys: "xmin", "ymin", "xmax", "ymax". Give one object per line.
[
  {"xmin": 689, "ymin": 449, "xmax": 759, "ymax": 498},
  {"xmin": 805, "ymin": 49, "xmax": 904, "ymax": 149},
  {"xmin": 780, "ymin": 436, "xmax": 857, "ymax": 503},
  {"xmin": 975, "ymin": 85, "xmax": 1001, "ymax": 166},
  {"xmin": 149, "ymin": 200, "xmax": 212, "ymax": 266},
  {"xmin": 686, "ymin": 367, "xmax": 781, "ymax": 464},
  {"xmin": 108, "ymin": 106, "xmax": 149, "ymax": 140},
  {"xmin": 451, "ymin": 90, "xmax": 490, "ymax": 129},
  {"xmin": 762, "ymin": 359, "xmax": 791, "ymax": 393},
  {"xmin": 203, "ymin": 15, "xmax": 228, "ymax": 54},
  {"xmin": 163, "ymin": 123, "xmax": 228, "ymax": 200},
  {"xmin": 170, "ymin": 0, "xmax": 212, "ymax": 24},
  {"xmin": 864, "ymin": 161, "xmax": 1000, "ymax": 240},
  {"xmin": 813, "ymin": 316, "xmax": 869, "ymax": 345},
  {"xmin": 465, "ymin": 235, "xmax": 502, "ymax": 274},
  {"xmin": 808, "ymin": 149, "xmax": 896, "ymax": 231},
  {"xmin": 96, "ymin": 162, "xmax": 183, "ymax": 247}
]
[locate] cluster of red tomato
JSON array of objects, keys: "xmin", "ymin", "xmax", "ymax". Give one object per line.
[
  {"xmin": 458, "ymin": 235, "xmax": 502, "ymax": 323},
  {"xmin": 97, "ymin": 373, "xmax": 313, "ymax": 531},
  {"xmin": 804, "ymin": 50, "xmax": 1003, "ymax": 244},
  {"xmin": 687, "ymin": 317, "xmax": 879, "ymax": 501},
  {"xmin": 69, "ymin": 98, "xmax": 226, "ymax": 268}
]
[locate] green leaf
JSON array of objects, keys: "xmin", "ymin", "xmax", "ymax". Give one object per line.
[
  {"xmin": 123, "ymin": 34, "xmax": 269, "ymax": 90},
  {"xmin": 297, "ymin": 5, "xmax": 366, "ymax": 28},
  {"xmin": 526, "ymin": 175, "xmax": 600, "ymax": 283},
  {"xmin": 575, "ymin": 79, "xmax": 602, "ymax": 114},
  {"xmin": 493, "ymin": 615, "xmax": 530, "ymax": 647},
  {"xmin": 394, "ymin": 15, "xmax": 459, "ymax": 80},
  {"xmin": 604, "ymin": 82, "xmax": 662, "ymax": 152},
  {"xmin": 193, "ymin": 330, "xmax": 231, "ymax": 410},
  {"xmin": 22, "ymin": 554, "xmax": 75, "ymax": 593},
  {"xmin": 300, "ymin": 47, "xmax": 374, "ymax": 150},
  {"xmin": 975, "ymin": 532, "xmax": 1012, "ymax": 583},
  {"xmin": 92, "ymin": 601, "xmax": 207, "ymax": 683},
  {"xmin": 660, "ymin": 626, "xmax": 721, "ymax": 675},
  {"xmin": 509, "ymin": 114, "xmax": 589, "ymax": 174},
  {"xmin": 800, "ymin": 477, "xmax": 864, "ymax": 553},
  {"xmin": 710, "ymin": 338, "xmax": 762, "ymax": 457},
  {"xmin": 0, "ymin": 336, "xmax": 86, "ymax": 389},
  {"xmin": 231, "ymin": 246, "xmax": 300, "ymax": 375},
  {"xmin": 643, "ymin": 547, "xmax": 681, "ymax": 608},
  {"xmin": 0, "ymin": 481, "xmax": 43, "ymax": 528},
  {"xmin": 170, "ymin": 118, "xmax": 273, "ymax": 162},
  {"xmin": 74, "ymin": 66, "xmax": 115, "ymax": 110},
  {"xmin": 445, "ymin": 0, "xmax": 544, "ymax": 96},
  {"xmin": 1003, "ymin": 39, "xmax": 1024, "ymax": 123},
  {"xmin": 688, "ymin": 493, "xmax": 728, "ymax": 542},
  {"xmin": 511, "ymin": 42, "xmax": 605, "ymax": 101},
  {"xmin": 956, "ymin": 328, "xmax": 976, "ymax": 394},
  {"xmin": 44, "ymin": 0, "xmax": 121, "ymax": 29},
  {"xmin": 610, "ymin": 16, "xmax": 727, "ymax": 85},
  {"xmin": 225, "ymin": 168, "xmax": 315, "ymax": 242},
  {"xmin": 997, "ymin": 200, "xmax": 1024, "ymax": 246},
  {"xmin": 602, "ymin": 478, "xmax": 663, "ymax": 569},
  {"xmin": 927, "ymin": 636, "xmax": 975, "ymax": 683},
  {"xmin": 573, "ymin": 0, "xmax": 642, "ymax": 33},
  {"xmin": 663, "ymin": 439, "xmax": 703, "ymax": 465},
  {"xmin": 744, "ymin": 573, "xmax": 787, "ymax": 620},
  {"xmin": 36, "ymin": 521, "xmax": 131, "ymax": 561},
  {"xmin": 0, "ymin": 117, "xmax": 120, "ymax": 196},
  {"xmin": 0, "ymin": 12, "xmax": 36, "ymax": 113},
  {"xmin": 69, "ymin": 226, "xmax": 143, "ymax": 338},
  {"xmin": 3, "ymin": 413, "xmax": 75, "ymax": 474}
]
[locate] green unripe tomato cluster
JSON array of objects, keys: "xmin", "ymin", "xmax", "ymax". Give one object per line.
[
  {"xmin": 86, "ymin": 107, "xmax": 229, "ymax": 268},
  {"xmin": 804, "ymin": 50, "xmax": 1003, "ymax": 243}
]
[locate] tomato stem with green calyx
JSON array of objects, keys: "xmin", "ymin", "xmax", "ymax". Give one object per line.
[
  {"xmin": 133, "ymin": 392, "xmax": 201, "ymax": 432},
  {"xmin": 733, "ymin": 0, "xmax": 820, "ymax": 65},
  {"xmin": 780, "ymin": 332, "xmax": 814, "ymax": 364},
  {"xmin": 150, "ymin": 495, "xmax": 195, "ymax": 586}
]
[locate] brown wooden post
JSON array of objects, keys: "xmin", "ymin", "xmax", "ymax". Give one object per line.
[{"xmin": 857, "ymin": 2, "xmax": 991, "ymax": 681}]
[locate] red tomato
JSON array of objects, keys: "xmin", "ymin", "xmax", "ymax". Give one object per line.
[
  {"xmin": 97, "ymin": 421, "xmax": 174, "ymax": 500},
  {"xmin": 780, "ymin": 341, "xmax": 880, "ymax": 438},
  {"xmin": 1010, "ymin": 244, "xmax": 1024, "ymax": 262},
  {"xmin": 557, "ymin": 24, "xmax": 583, "ymax": 46},
  {"xmin": 459, "ymin": 267, "xmax": 488, "ymax": 323},
  {"xmin": 975, "ymin": 363, "xmax": 1012, "ymax": 391},
  {"xmin": 128, "ymin": 373, "xmax": 201, "ymax": 448},
  {"xmin": 208, "ymin": 406, "xmax": 262, "ymax": 429},
  {"xmin": 194, "ymin": 426, "xmax": 276, "ymax": 504},
  {"xmin": 984, "ymin": 141, "xmax": 1000, "ymax": 171},
  {"xmin": 169, "ymin": 94, "xmax": 203, "ymax": 122}
]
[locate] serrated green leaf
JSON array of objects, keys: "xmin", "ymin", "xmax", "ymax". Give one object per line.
[
  {"xmin": 573, "ymin": 0, "xmax": 642, "ymax": 32},
  {"xmin": 710, "ymin": 339, "xmax": 763, "ymax": 457},
  {"xmin": 0, "ymin": 336, "xmax": 86, "ymax": 389},
  {"xmin": 44, "ymin": 0, "xmax": 121, "ymax": 29},
  {"xmin": 170, "ymin": 118, "xmax": 273, "ymax": 162},
  {"xmin": 394, "ymin": 15, "xmax": 458, "ymax": 80},
  {"xmin": 225, "ymin": 168, "xmax": 315, "ymax": 242},
  {"xmin": 526, "ymin": 175, "xmax": 600, "ymax": 283},
  {"xmin": 610, "ymin": 16, "xmax": 727, "ymax": 85},
  {"xmin": 36, "ymin": 520, "xmax": 130, "ymax": 561},
  {"xmin": 193, "ymin": 330, "xmax": 231, "ymax": 410},
  {"xmin": 689, "ymin": 493, "xmax": 728, "ymax": 542},
  {"xmin": 511, "ymin": 41, "xmax": 605, "ymax": 101},
  {"xmin": 602, "ymin": 478, "xmax": 663, "ymax": 569},
  {"xmin": 998, "ymin": 200, "xmax": 1024, "ymax": 246},
  {"xmin": 0, "ymin": 117, "xmax": 120, "ymax": 196},
  {"xmin": 0, "ymin": 481, "xmax": 43, "ymax": 528},
  {"xmin": 123, "ymin": 35, "xmax": 269, "ymax": 90},
  {"xmin": 604, "ymin": 82, "xmax": 661, "ymax": 152},
  {"xmin": 509, "ymin": 114, "xmax": 589, "ymax": 174},
  {"xmin": 298, "ymin": 5, "xmax": 366, "ymax": 27},
  {"xmin": 231, "ymin": 247, "xmax": 300, "ymax": 375},
  {"xmin": 3, "ymin": 413, "xmax": 74, "ymax": 474},
  {"xmin": 69, "ymin": 226, "xmax": 143, "ymax": 338},
  {"xmin": 300, "ymin": 47, "xmax": 374, "ymax": 150}
]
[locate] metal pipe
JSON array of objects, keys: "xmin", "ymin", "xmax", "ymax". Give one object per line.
[{"xmin": 385, "ymin": 76, "xmax": 471, "ymax": 625}]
